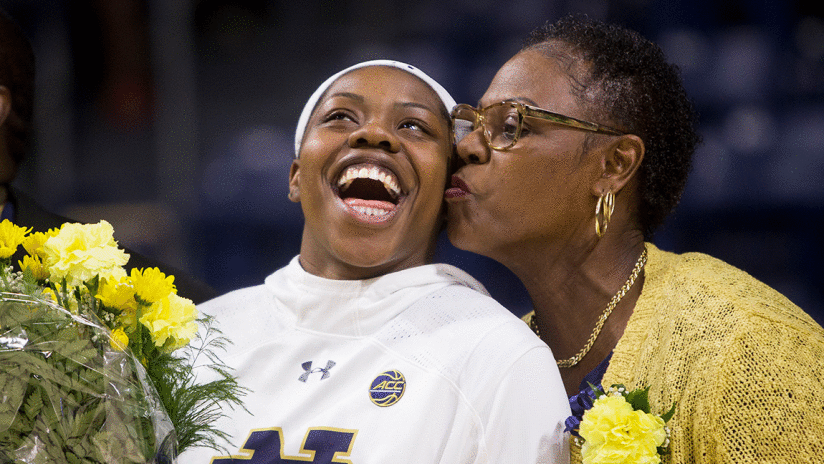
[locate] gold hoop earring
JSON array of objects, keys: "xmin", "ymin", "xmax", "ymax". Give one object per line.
[{"xmin": 595, "ymin": 191, "xmax": 615, "ymax": 238}]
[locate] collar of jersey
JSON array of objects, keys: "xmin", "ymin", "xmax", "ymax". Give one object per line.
[{"xmin": 263, "ymin": 256, "xmax": 486, "ymax": 336}]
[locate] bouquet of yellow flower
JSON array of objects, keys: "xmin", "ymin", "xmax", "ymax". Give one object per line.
[
  {"xmin": 0, "ymin": 219, "xmax": 245, "ymax": 463},
  {"xmin": 567, "ymin": 383, "xmax": 676, "ymax": 464}
]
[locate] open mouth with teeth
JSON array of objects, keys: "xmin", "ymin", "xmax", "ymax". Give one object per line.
[{"xmin": 336, "ymin": 163, "xmax": 404, "ymax": 222}]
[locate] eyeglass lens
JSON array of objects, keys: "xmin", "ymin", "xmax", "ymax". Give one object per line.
[
  {"xmin": 452, "ymin": 103, "xmax": 521, "ymax": 150},
  {"xmin": 453, "ymin": 115, "xmax": 476, "ymax": 145}
]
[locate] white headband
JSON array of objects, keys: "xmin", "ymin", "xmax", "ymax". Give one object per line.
[{"xmin": 293, "ymin": 59, "xmax": 456, "ymax": 157}]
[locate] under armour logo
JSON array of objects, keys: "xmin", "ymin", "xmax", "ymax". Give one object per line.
[{"xmin": 298, "ymin": 360, "xmax": 336, "ymax": 382}]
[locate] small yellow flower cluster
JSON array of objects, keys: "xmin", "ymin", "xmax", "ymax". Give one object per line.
[
  {"xmin": 98, "ymin": 267, "xmax": 198, "ymax": 353},
  {"xmin": 580, "ymin": 391, "xmax": 668, "ymax": 464},
  {"xmin": 0, "ymin": 219, "xmax": 248, "ymax": 463},
  {"xmin": 0, "ymin": 219, "xmax": 198, "ymax": 355}
]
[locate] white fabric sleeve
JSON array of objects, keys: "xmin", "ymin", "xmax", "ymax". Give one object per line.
[{"xmin": 483, "ymin": 346, "xmax": 571, "ymax": 464}]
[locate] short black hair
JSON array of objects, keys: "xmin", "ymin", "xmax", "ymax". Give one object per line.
[
  {"xmin": 0, "ymin": 8, "xmax": 35, "ymax": 165},
  {"xmin": 523, "ymin": 14, "xmax": 700, "ymax": 239}
]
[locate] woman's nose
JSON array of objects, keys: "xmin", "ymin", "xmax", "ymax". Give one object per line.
[
  {"xmin": 348, "ymin": 121, "xmax": 400, "ymax": 152},
  {"xmin": 455, "ymin": 127, "xmax": 490, "ymax": 165}
]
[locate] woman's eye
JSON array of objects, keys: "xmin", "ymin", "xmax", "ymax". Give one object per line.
[
  {"xmin": 501, "ymin": 119, "xmax": 519, "ymax": 140},
  {"xmin": 400, "ymin": 120, "xmax": 430, "ymax": 134},
  {"xmin": 324, "ymin": 111, "xmax": 355, "ymax": 123}
]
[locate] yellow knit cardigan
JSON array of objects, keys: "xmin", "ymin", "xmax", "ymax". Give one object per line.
[{"xmin": 528, "ymin": 243, "xmax": 824, "ymax": 463}]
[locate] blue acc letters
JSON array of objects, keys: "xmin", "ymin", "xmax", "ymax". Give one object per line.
[{"xmin": 211, "ymin": 427, "xmax": 357, "ymax": 464}]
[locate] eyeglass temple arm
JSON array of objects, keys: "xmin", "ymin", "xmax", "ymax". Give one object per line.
[{"xmin": 522, "ymin": 107, "xmax": 625, "ymax": 135}]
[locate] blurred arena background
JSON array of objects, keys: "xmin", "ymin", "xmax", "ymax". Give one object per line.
[{"xmin": 4, "ymin": 0, "xmax": 823, "ymax": 324}]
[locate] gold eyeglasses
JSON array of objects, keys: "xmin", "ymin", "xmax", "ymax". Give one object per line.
[{"xmin": 451, "ymin": 100, "xmax": 626, "ymax": 151}]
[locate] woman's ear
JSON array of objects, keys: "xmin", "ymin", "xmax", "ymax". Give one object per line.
[
  {"xmin": 288, "ymin": 160, "xmax": 301, "ymax": 203},
  {"xmin": 594, "ymin": 134, "xmax": 645, "ymax": 195}
]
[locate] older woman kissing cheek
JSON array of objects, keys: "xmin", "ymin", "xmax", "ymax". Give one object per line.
[{"xmin": 446, "ymin": 15, "xmax": 824, "ymax": 464}]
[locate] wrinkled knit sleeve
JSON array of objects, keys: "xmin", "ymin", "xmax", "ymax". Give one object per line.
[{"xmin": 701, "ymin": 310, "xmax": 824, "ymax": 462}]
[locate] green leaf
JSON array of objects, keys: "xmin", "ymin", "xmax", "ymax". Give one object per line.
[
  {"xmin": 625, "ymin": 385, "xmax": 652, "ymax": 414},
  {"xmin": 0, "ymin": 370, "xmax": 27, "ymax": 431},
  {"xmin": 22, "ymin": 386, "xmax": 43, "ymax": 422},
  {"xmin": 661, "ymin": 401, "xmax": 677, "ymax": 423},
  {"xmin": 586, "ymin": 381, "xmax": 606, "ymax": 398}
]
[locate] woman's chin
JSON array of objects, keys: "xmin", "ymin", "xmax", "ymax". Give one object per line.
[
  {"xmin": 446, "ymin": 221, "xmax": 484, "ymax": 254},
  {"xmin": 326, "ymin": 248, "xmax": 421, "ymax": 280}
]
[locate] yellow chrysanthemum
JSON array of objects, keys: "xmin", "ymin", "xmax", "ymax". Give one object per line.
[
  {"xmin": 21, "ymin": 229, "xmax": 58, "ymax": 260},
  {"xmin": 131, "ymin": 267, "xmax": 176, "ymax": 304},
  {"xmin": 43, "ymin": 221, "xmax": 129, "ymax": 288},
  {"xmin": 19, "ymin": 255, "xmax": 48, "ymax": 281},
  {"xmin": 110, "ymin": 327, "xmax": 130, "ymax": 351},
  {"xmin": 96, "ymin": 275, "xmax": 138, "ymax": 324},
  {"xmin": 580, "ymin": 394, "xmax": 666, "ymax": 464},
  {"xmin": 0, "ymin": 219, "xmax": 30, "ymax": 259},
  {"xmin": 139, "ymin": 293, "xmax": 198, "ymax": 352}
]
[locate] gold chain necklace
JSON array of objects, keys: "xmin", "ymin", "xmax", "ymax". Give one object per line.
[{"xmin": 530, "ymin": 248, "xmax": 648, "ymax": 368}]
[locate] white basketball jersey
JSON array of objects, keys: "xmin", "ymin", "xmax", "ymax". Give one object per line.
[{"xmin": 179, "ymin": 258, "xmax": 570, "ymax": 463}]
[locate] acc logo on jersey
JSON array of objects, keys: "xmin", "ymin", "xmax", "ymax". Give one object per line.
[{"xmin": 368, "ymin": 370, "xmax": 406, "ymax": 407}]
